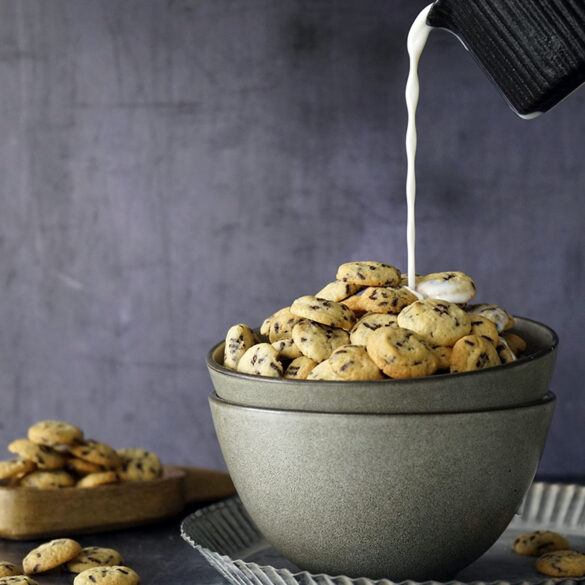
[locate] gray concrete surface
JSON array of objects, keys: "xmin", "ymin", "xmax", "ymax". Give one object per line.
[{"xmin": 0, "ymin": 0, "xmax": 583, "ymax": 475}]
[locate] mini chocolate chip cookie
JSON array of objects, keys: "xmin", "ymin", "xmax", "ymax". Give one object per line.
[
  {"xmin": 467, "ymin": 303, "xmax": 514, "ymax": 333},
  {"xmin": 65, "ymin": 547, "xmax": 124, "ymax": 573},
  {"xmin": 23, "ymin": 538, "xmax": 82, "ymax": 574},
  {"xmin": 69, "ymin": 440, "xmax": 121, "ymax": 470},
  {"xmin": 223, "ymin": 324, "xmax": 256, "ymax": 370},
  {"xmin": 366, "ymin": 326, "xmax": 438, "ymax": 379},
  {"xmin": 19, "ymin": 470, "xmax": 75, "ymax": 489},
  {"xmin": 468, "ymin": 315, "xmax": 499, "ymax": 346},
  {"xmin": 345, "ymin": 286, "xmax": 417, "ymax": 315},
  {"xmin": 65, "ymin": 458, "xmax": 105, "ymax": 476},
  {"xmin": 7, "ymin": 440, "xmax": 65, "ymax": 471},
  {"xmin": 397, "ymin": 299, "xmax": 472, "ymax": 346},
  {"xmin": 429, "ymin": 344, "xmax": 452, "ymax": 370},
  {"xmin": 328, "ymin": 345, "xmax": 384, "ymax": 381},
  {"xmin": 503, "ymin": 332, "xmax": 527, "ymax": 355},
  {"xmin": 0, "ymin": 459, "xmax": 35, "ymax": 481},
  {"xmin": 336, "ymin": 261, "xmax": 401, "ymax": 287},
  {"xmin": 117, "ymin": 448, "xmax": 162, "ymax": 482},
  {"xmin": 73, "ymin": 566, "xmax": 140, "ymax": 585},
  {"xmin": 271, "ymin": 338, "xmax": 302, "ymax": 360},
  {"xmin": 416, "ymin": 271, "xmax": 477, "ymax": 304},
  {"xmin": 292, "ymin": 320, "xmax": 350, "ymax": 363},
  {"xmin": 512, "ymin": 530, "xmax": 569, "ymax": 556},
  {"xmin": 267, "ymin": 307, "xmax": 303, "ymax": 343},
  {"xmin": 536, "ymin": 550, "xmax": 585, "ymax": 577},
  {"xmin": 496, "ymin": 336, "xmax": 517, "ymax": 364},
  {"xmin": 450, "ymin": 335, "xmax": 502, "ymax": 373},
  {"xmin": 290, "ymin": 296, "xmax": 356, "ymax": 330},
  {"xmin": 306, "ymin": 359, "xmax": 345, "ymax": 381},
  {"xmin": 349, "ymin": 313, "xmax": 398, "ymax": 346},
  {"xmin": 236, "ymin": 343, "xmax": 283, "ymax": 377},
  {"xmin": 76, "ymin": 471, "xmax": 119, "ymax": 488},
  {"xmin": 315, "ymin": 281, "xmax": 363, "ymax": 302},
  {"xmin": 27, "ymin": 421, "xmax": 83, "ymax": 447},
  {"xmin": 0, "ymin": 577, "xmax": 39, "ymax": 585},
  {"xmin": 284, "ymin": 356, "xmax": 318, "ymax": 379},
  {"xmin": 0, "ymin": 563, "xmax": 22, "ymax": 578}
]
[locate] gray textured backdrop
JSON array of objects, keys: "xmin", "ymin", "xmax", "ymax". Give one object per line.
[{"xmin": 0, "ymin": 0, "xmax": 583, "ymax": 476}]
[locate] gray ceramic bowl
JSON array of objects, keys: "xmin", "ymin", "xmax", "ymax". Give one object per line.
[
  {"xmin": 207, "ymin": 316, "xmax": 558, "ymax": 413},
  {"xmin": 209, "ymin": 392, "xmax": 556, "ymax": 581}
]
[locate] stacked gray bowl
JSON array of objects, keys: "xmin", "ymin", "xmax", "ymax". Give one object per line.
[{"xmin": 207, "ymin": 316, "xmax": 558, "ymax": 581}]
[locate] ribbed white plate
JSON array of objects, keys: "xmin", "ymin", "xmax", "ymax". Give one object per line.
[{"xmin": 181, "ymin": 482, "xmax": 585, "ymax": 585}]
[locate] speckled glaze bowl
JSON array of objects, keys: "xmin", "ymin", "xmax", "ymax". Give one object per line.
[
  {"xmin": 207, "ymin": 316, "xmax": 558, "ymax": 413},
  {"xmin": 209, "ymin": 392, "xmax": 556, "ymax": 581}
]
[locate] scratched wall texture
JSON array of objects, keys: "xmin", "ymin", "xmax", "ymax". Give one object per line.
[{"xmin": 0, "ymin": 0, "xmax": 583, "ymax": 475}]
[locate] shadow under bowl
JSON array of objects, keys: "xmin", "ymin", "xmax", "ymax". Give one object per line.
[
  {"xmin": 209, "ymin": 391, "xmax": 556, "ymax": 581},
  {"xmin": 207, "ymin": 316, "xmax": 558, "ymax": 413}
]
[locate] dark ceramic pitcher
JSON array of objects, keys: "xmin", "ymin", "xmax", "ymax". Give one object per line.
[{"xmin": 426, "ymin": 0, "xmax": 585, "ymax": 117}]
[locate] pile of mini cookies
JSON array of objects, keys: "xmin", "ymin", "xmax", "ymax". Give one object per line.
[
  {"xmin": 222, "ymin": 261, "xmax": 527, "ymax": 380},
  {"xmin": 0, "ymin": 420, "xmax": 162, "ymax": 489},
  {"xmin": 0, "ymin": 538, "xmax": 139, "ymax": 584},
  {"xmin": 513, "ymin": 529, "xmax": 585, "ymax": 578}
]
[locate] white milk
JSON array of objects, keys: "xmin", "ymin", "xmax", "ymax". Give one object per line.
[{"xmin": 405, "ymin": 5, "xmax": 433, "ymax": 290}]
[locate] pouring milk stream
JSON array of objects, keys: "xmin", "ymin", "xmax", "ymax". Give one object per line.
[{"xmin": 405, "ymin": 0, "xmax": 585, "ymax": 292}]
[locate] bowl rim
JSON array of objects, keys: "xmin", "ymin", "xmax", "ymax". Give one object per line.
[
  {"xmin": 209, "ymin": 389, "xmax": 556, "ymax": 416},
  {"xmin": 206, "ymin": 315, "xmax": 559, "ymax": 386}
]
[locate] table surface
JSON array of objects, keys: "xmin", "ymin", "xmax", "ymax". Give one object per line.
[
  {"xmin": 0, "ymin": 503, "xmax": 229, "ymax": 585},
  {"xmin": 1, "ymin": 476, "xmax": 581, "ymax": 585}
]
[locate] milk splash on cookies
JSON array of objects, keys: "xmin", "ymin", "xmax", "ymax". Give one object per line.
[{"xmin": 405, "ymin": 4, "xmax": 433, "ymax": 290}]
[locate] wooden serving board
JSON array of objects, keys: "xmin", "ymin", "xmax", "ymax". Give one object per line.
[{"xmin": 0, "ymin": 465, "xmax": 235, "ymax": 540}]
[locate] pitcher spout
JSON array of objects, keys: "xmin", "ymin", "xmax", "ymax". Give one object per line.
[{"xmin": 425, "ymin": 0, "xmax": 585, "ymax": 118}]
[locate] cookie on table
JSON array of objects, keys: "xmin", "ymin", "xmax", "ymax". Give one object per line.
[
  {"xmin": 503, "ymin": 332, "xmax": 527, "ymax": 355},
  {"xmin": 69, "ymin": 440, "xmax": 122, "ymax": 470},
  {"xmin": 397, "ymin": 299, "xmax": 472, "ymax": 346},
  {"xmin": 328, "ymin": 345, "xmax": 384, "ymax": 381},
  {"xmin": 0, "ymin": 577, "xmax": 39, "ymax": 585},
  {"xmin": 306, "ymin": 360, "xmax": 345, "ymax": 381},
  {"xmin": 7, "ymin": 440, "xmax": 65, "ymax": 471},
  {"xmin": 23, "ymin": 538, "xmax": 82, "ymax": 574},
  {"xmin": 536, "ymin": 550, "xmax": 585, "ymax": 577},
  {"xmin": 0, "ymin": 459, "xmax": 35, "ymax": 481},
  {"xmin": 117, "ymin": 448, "xmax": 162, "ymax": 482},
  {"xmin": 291, "ymin": 320, "xmax": 349, "ymax": 363},
  {"xmin": 27, "ymin": 420, "xmax": 83, "ymax": 447},
  {"xmin": 336, "ymin": 261, "xmax": 401, "ymax": 287},
  {"xmin": 366, "ymin": 327, "xmax": 438, "ymax": 379},
  {"xmin": 223, "ymin": 324, "xmax": 256, "ymax": 370},
  {"xmin": 66, "ymin": 548, "xmax": 123, "ymax": 573},
  {"xmin": 73, "ymin": 566, "xmax": 140, "ymax": 585},
  {"xmin": 450, "ymin": 335, "xmax": 501, "ymax": 373},
  {"xmin": 19, "ymin": 470, "xmax": 75, "ymax": 489},
  {"xmin": 415, "ymin": 271, "xmax": 477, "ymax": 304},
  {"xmin": 345, "ymin": 286, "xmax": 417, "ymax": 315},
  {"xmin": 349, "ymin": 313, "xmax": 398, "ymax": 346},
  {"xmin": 468, "ymin": 315, "xmax": 499, "ymax": 346},
  {"xmin": 512, "ymin": 530, "xmax": 569, "ymax": 556},
  {"xmin": 290, "ymin": 296, "xmax": 356, "ymax": 330},
  {"xmin": 267, "ymin": 307, "xmax": 303, "ymax": 343},
  {"xmin": 0, "ymin": 563, "xmax": 22, "ymax": 578},
  {"xmin": 315, "ymin": 281, "xmax": 363, "ymax": 302},
  {"xmin": 271, "ymin": 338, "xmax": 302, "ymax": 361},
  {"xmin": 467, "ymin": 303, "xmax": 514, "ymax": 333},
  {"xmin": 65, "ymin": 547, "xmax": 124, "ymax": 573},
  {"xmin": 76, "ymin": 471, "xmax": 119, "ymax": 488},
  {"xmin": 236, "ymin": 343, "xmax": 283, "ymax": 378},
  {"xmin": 284, "ymin": 356, "xmax": 318, "ymax": 379}
]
